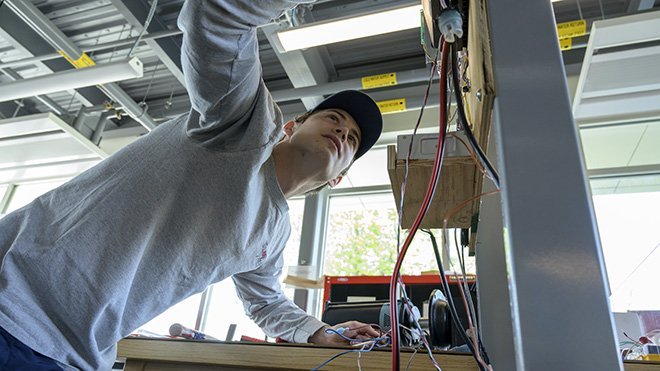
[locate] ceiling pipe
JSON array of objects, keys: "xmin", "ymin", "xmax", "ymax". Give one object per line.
[
  {"xmin": 5, "ymin": 0, "xmax": 158, "ymax": 130},
  {"xmin": 0, "ymin": 68, "xmax": 66, "ymax": 115},
  {"xmin": 0, "ymin": 58, "xmax": 144, "ymax": 103}
]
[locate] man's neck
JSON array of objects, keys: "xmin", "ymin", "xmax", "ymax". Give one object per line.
[{"xmin": 272, "ymin": 142, "xmax": 325, "ymax": 198}]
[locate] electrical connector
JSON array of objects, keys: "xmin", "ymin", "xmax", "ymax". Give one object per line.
[{"xmin": 437, "ymin": 9, "xmax": 463, "ymax": 43}]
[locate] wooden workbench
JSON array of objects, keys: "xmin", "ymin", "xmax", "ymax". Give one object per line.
[{"xmin": 117, "ymin": 338, "xmax": 660, "ymax": 371}]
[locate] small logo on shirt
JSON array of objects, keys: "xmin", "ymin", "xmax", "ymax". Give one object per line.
[{"xmin": 257, "ymin": 246, "xmax": 267, "ymax": 264}]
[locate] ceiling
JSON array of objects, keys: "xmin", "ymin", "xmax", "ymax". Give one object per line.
[{"xmin": 0, "ymin": 0, "xmax": 658, "ymax": 187}]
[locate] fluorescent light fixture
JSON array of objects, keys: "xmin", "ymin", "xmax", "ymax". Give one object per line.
[
  {"xmin": 276, "ymin": 5, "xmax": 423, "ymax": 52},
  {"xmin": 0, "ymin": 57, "xmax": 143, "ymax": 103}
]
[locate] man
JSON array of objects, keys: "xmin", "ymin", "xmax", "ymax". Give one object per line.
[{"xmin": 0, "ymin": 0, "xmax": 384, "ymax": 370}]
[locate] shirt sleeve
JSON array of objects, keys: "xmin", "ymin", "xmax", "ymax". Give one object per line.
[
  {"xmin": 177, "ymin": 0, "xmax": 296, "ymax": 138},
  {"xmin": 231, "ymin": 252, "xmax": 326, "ymax": 343}
]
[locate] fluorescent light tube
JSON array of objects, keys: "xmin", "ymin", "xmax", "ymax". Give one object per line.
[
  {"xmin": 0, "ymin": 57, "xmax": 143, "ymax": 103},
  {"xmin": 276, "ymin": 5, "xmax": 423, "ymax": 52}
]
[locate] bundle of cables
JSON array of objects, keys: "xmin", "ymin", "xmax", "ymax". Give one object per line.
[
  {"xmin": 387, "ymin": 7, "xmax": 500, "ymax": 370},
  {"xmin": 311, "ymin": 326, "xmax": 391, "ymax": 371}
]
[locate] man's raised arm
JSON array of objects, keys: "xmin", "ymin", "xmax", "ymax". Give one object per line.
[{"xmin": 177, "ymin": 0, "xmax": 295, "ymax": 127}]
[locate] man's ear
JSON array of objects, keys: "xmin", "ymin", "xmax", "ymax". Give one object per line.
[
  {"xmin": 283, "ymin": 120, "xmax": 296, "ymax": 137},
  {"xmin": 327, "ymin": 175, "xmax": 343, "ymax": 188}
]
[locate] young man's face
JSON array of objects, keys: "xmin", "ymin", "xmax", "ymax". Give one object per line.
[{"xmin": 283, "ymin": 108, "xmax": 362, "ymax": 185}]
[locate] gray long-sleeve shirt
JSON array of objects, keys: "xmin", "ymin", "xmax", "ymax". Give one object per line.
[{"xmin": 0, "ymin": 1, "xmax": 325, "ymax": 369}]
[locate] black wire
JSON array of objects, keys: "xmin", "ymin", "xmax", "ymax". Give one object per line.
[
  {"xmin": 449, "ymin": 43, "xmax": 501, "ymax": 189},
  {"xmin": 449, "ymin": 44, "xmax": 494, "ymax": 366},
  {"xmin": 422, "ymin": 229, "xmax": 486, "ymax": 371},
  {"xmin": 454, "ymin": 229, "xmax": 467, "ymax": 275},
  {"xmin": 443, "ymin": 56, "xmax": 481, "ymax": 344}
]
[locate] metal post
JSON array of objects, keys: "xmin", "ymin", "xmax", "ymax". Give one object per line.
[
  {"xmin": 293, "ymin": 188, "xmax": 329, "ymax": 316},
  {"xmin": 91, "ymin": 116, "xmax": 109, "ymax": 145},
  {"xmin": 486, "ymin": 0, "xmax": 621, "ymax": 369},
  {"xmin": 195, "ymin": 287, "xmax": 213, "ymax": 331},
  {"xmin": 0, "ymin": 184, "xmax": 17, "ymax": 214},
  {"xmin": 475, "ymin": 122, "xmax": 516, "ymax": 371}
]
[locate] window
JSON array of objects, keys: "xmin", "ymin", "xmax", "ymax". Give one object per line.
[
  {"xmin": 137, "ymin": 294, "xmax": 203, "ymax": 336},
  {"xmin": 336, "ymin": 146, "xmax": 390, "ymax": 188},
  {"xmin": 5, "ymin": 179, "xmax": 67, "ymax": 214},
  {"xmin": 592, "ymin": 190, "xmax": 660, "ymax": 311},
  {"xmin": 0, "ymin": 184, "xmax": 9, "ymax": 216},
  {"xmin": 323, "ymin": 192, "xmax": 473, "ymax": 277}
]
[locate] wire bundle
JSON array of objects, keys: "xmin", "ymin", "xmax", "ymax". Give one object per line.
[
  {"xmin": 388, "ymin": 22, "xmax": 500, "ymax": 370},
  {"xmin": 389, "ymin": 38, "xmax": 451, "ymax": 370},
  {"xmin": 311, "ymin": 326, "xmax": 391, "ymax": 370}
]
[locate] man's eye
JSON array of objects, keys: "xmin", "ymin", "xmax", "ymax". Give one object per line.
[{"xmin": 329, "ymin": 114, "xmax": 338, "ymax": 122}]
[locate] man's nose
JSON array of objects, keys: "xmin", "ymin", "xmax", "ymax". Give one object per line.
[{"xmin": 335, "ymin": 127, "xmax": 348, "ymax": 141}]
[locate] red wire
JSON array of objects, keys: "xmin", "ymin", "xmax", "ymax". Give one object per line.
[{"xmin": 389, "ymin": 40, "xmax": 449, "ymax": 371}]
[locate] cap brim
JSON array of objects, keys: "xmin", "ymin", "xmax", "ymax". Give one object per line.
[{"xmin": 311, "ymin": 90, "xmax": 383, "ymax": 160}]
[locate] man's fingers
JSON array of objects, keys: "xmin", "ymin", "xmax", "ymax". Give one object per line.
[
  {"xmin": 363, "ymin": 326, "xmax": 381, "ymax": 337},
  {"xmin": 339, "ymin": 321, "xmax": 381, "ymax": 339}
]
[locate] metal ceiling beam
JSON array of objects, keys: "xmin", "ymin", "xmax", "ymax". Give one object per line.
[
  {"xmin": 110, "ymin": 0, "xmax": 185, "ymax": 87},
  {"xmin": 628, "ymin": 0, "xmax": 656, "ymax": 11},
  {"xmin": 261, "ymin": 7, "xmax": 336, "ymax": 110},
  {"xmin": 270, "ymin": 67, "xmax": 434, "ymax": 102},
  {"xmin": 0, "ymin": 102, "xmax": 21, "ymax": 120},
  {"xmin": 4, "ymin": 1, "xmax": 79, "ymax": 63},
  {"xmin": 0, "ymin": 9, "xmax": 102, "ymax": 108},
  {"xmin": 588, "ymin": 164, "xmax": 660, "ymax": 178},
  {"xmin": 4, "ymin": 0, "xmax": 157, "ymax": 130}
]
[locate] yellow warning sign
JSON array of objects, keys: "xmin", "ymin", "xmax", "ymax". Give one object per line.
[
  {"xmin": 557, "ymin": 20, "xmax": 586, "ymax": 40},
  {"xmin": 377, "ymin": 98, "xmax": 406, "ymax": 114},
  {"xmin": 59, "ymin": 51, "xmax": 96, "ymax": 68},
  {"xmin": 361, "ymin": 73, "xmax": 397, "ymax": 89},
  {"xmin": 559, "ymin": 38, "xmax": 573, "ymax": 51}
]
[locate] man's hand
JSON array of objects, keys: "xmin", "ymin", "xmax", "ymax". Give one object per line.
[{"xmin": 308, "ymin": 321, "xmax": 382, "ymax": 346}]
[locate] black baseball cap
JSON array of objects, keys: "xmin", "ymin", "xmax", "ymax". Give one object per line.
[{"xmin": 310, "ymin": 90, "xmax": 383, "ymax": 160}]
